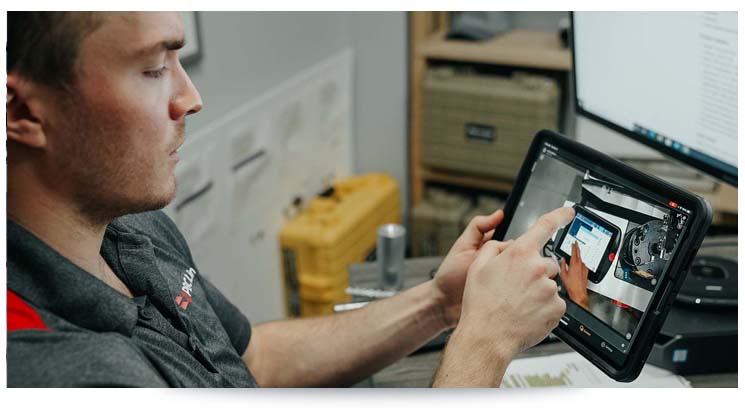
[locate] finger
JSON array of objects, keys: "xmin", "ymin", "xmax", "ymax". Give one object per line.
[
  {"xmin": 461, "ymin": 210, "xmax": 504, "ymax": 247},
  {"xmin": 538, "ymin": 277, "xmax": 560, "ymax": 300},
  {"xmin": 471, "ymin": 239, "xmax": 511, "ymax": 272},
  {"xmin": 575, "ymin": 241, "xmax": 582, "ymax": 262},
  {"xmin": 553, "ymin": 295, "xmax": 567, "ymax": 319},
  {"xmin": 480, "ymin": 229, "xmax": 496, "ymax": 244},
  {"xmin": 517, "ymin": 207, "xmax": 575, "ymax": 251},
  {"xmin": 480, "ymin": 239, "xmax": 513, "ymax": 259},
  {"xmin": 559, "ymin": 258, "xmax": 568, "ymax": 274},
  {"xmin": 541, "ymin": 256, "xmax": 562, "ymax": 280},
  {"xmin": 527, "ymin": 257, "xmax": 561, "ymax": 279}
]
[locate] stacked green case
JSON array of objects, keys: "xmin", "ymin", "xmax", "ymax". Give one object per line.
[
  {"xmin": 410, "ymin": 189, "xmax": 471, "ymax": 257},
  {"xmin": 422, "ymin": 68, "xmax": 560, "ymax": 179},
  {"xmin": 410, "ymin": 190, "xmax": 505, "ymax": 257}
]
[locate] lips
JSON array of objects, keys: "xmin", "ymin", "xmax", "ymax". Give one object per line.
[
  {"xmin": 169, "ymin": 139, "xmax": 183, "ymax": 164},
  {"xmin": 171, "ymin": 122, "xmax": 186, "ymax": 155},
  {"xmin": 170, "ymin": 139, "xmax": 184, "ymax": 155}
]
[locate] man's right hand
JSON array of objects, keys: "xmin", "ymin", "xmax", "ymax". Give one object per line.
[{"xmin": 455, "ymin": 206, "xmax": 576, "ymax": 361}]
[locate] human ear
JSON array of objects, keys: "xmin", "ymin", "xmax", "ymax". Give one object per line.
[{"xmin": 6, "ymin": 74, "xmax": 48, "ymax": 149}]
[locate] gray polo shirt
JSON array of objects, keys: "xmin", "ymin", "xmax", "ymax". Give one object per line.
[{"xmin": 7, "ymin": 211, "xmax": 259, "ymax": 387}]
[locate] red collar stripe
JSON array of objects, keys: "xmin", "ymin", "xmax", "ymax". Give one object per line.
[{"xmin": 7, "ymin": 289, "xmax": 49, "ymax": 332}]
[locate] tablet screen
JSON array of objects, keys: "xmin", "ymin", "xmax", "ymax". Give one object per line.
[
  {"xmin": 557, "ymin": 212, "xmax": 613, "ymax": 273},
  {"xmin": 502, "ymin": 140, "xmax": 692, "ymax": 367}
]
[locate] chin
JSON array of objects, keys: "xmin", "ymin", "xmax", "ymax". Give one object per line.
[
  {"xmin": 128, "ymin": 179, "xmax": 177, "ymax": 215},
  {"xmin": 152, "ymin": 192, "xmax": 177, "ymax": 211},
  {"xmin": 155, "ymin": 181, "xmax": 178, "ymax": 210}
]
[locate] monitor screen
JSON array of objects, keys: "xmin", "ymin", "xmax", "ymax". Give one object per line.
[{"xmin": 571, "ymin": 12, "xmax": 738, "ymax": 186}]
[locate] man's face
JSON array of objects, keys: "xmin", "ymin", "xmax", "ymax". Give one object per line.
[{"xmin": 43, "ymin": 12, "xmax": 202, "ymax": 221}]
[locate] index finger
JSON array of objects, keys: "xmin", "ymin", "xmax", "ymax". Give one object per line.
[{"xmin": 517, "ymin": 207, "xmax": 576, "ymax": 250}]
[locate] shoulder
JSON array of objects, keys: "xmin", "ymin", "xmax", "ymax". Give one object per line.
[{"xmin": 7, "ymin": 329, "xmax": 167, "ymax": 387}]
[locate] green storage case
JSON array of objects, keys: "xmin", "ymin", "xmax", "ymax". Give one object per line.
[{"xmin": 422, "ymin": 69, "xmax": 560, "ymax": 179}]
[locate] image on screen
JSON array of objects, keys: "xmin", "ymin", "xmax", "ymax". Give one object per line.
[
  {"xmin": 558, "ymin": 212, "xmax": 613, "ymax": 273},
  {"xmin": 503, "ymin": 143, "xmax": 691, "ymax": 361}
]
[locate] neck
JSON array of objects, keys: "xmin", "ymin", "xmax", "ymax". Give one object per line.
[{"xmin": 8, "ymin": 164, "xmax": 110, "ymax": 281}]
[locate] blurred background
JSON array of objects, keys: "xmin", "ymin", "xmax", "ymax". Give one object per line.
[{"xmin": 167, "ymin": 11, "xmax": 737, "ymax": 325}]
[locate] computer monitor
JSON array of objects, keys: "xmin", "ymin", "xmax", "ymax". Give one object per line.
[{"xmin": 571, "ymin": 12, "xmax": 738, "ymax": 187}]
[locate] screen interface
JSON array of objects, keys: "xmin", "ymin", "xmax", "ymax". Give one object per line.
[{"xmin": 504, "ymin": 142, "xmax": 692, "ymax": 366}]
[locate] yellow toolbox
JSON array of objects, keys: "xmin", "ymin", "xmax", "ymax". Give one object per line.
[{"xmin": 280, "ymin": 173, "xmax": 401, "ymax": 317}]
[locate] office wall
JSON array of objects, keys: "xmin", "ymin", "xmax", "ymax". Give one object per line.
[
  {"xmin": 178, "ymin": 12, "xmax": 407, "ymax": 322},
  {"xmin": 185, "ymin": 12, "xmax": 407, "ymax": 208},
  {"xmin": 343, "ymin": 13, "xmax": 408, "ymax": 213}
]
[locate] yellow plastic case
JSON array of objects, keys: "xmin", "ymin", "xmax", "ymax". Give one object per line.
[{"xmin": 280, "ymin": 173, "xmax": 401, "ymax": 316}]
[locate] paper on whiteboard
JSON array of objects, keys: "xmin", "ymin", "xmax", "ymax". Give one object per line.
[
  {"xmin": 228, "ymin": 119, "xmax": 273, "ymax": 222},
  {"xmin": 501, "ymin": 352, "xmax": 690, "ymax": 388}
]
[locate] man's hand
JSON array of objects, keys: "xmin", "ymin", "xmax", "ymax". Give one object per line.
[
  {"xmin": 559, "ymin": 241, "xmax": 590, "ymax": 310},
  {"xmin": 458, "ymin": 206, "xmax": 574, "ymax": 356},
  {"xmin": 431, "ymin": 210, "xmax": 507, "ymax": 328}
]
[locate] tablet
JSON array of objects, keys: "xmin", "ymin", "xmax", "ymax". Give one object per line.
[{"xmin": 493, "ymin": 130, "xmax": 712, "ymax": 382}]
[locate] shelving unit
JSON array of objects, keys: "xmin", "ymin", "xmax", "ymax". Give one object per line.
[
  {"xmin": 418, "ymin": 29, "xmax": 571, "ymax": 71},
  {"xmin": 408, "ymin": 12, "xmax": 572, "ymax": 205},
  {"xmin": 407, "ymin": 12, "xmax": 736, "ymax": 226}
]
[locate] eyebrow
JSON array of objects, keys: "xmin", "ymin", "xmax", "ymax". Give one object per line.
[{"xmin": 134, "ymin": 38, "xmax": 186, "ymax": 58}]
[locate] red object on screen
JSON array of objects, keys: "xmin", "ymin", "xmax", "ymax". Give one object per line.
[{"xmin": 612, "ymin": 300, "xmax": 629, "ymax": 309}]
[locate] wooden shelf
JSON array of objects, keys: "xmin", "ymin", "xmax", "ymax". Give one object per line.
[
  {"xmin": 408, "ymin": 15, "xmax": 573, "ymax": 207},
  {"xmin": 421, "ymin": 168, "xmax": 514, "ymax": 194},
  {"xmin": 419, "ymin": 29, "xmax": 572, "ymax": 71}
]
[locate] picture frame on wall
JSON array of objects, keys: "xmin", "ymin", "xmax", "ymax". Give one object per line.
[{"xmin": 179, "ymin": 11, "xmax": 202, "ymax": 66}]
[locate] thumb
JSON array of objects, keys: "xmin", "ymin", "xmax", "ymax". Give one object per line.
[{"xmin": 461, "ymin": 210, "xmax": 504, "ymax": 247}]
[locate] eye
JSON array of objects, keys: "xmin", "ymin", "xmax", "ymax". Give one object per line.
[{"xmin": 144, "ymin": 66, "xmax": 169, "ymax": 79}]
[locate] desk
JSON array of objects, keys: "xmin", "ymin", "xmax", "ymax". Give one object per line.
[{"xmin": 347, "ymin": 257, "xmax": 737, "ymax": 388}]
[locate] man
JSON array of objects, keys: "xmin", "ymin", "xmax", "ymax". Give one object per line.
[{"xmin": 6, "ymin": 11, "xmax": 574, "ymax": 387}]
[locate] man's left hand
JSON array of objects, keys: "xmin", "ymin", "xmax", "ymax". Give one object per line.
[{"xmin": 430, "ymin": 210, "xmax": 512, "ymax": 328}]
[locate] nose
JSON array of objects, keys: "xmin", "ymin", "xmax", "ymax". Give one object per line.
[{"xmin": 169, "ymin": 61, "xmax": 203, "ymax": 120}]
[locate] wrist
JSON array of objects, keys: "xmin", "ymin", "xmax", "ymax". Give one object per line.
[
  {"xmin": 435, "ymin": 320, "xmax": 518, "ymax": 387},
  {"xmin": 452, "ymin": 318, "xmax": 520, "ymax": 363},
  {"xmin": 425, "ymin": 279, "xmax": 457, "ymax": 332},
  {"xmin": 570, "ymin": 291, "xmax": 589, "ymax": 309}
]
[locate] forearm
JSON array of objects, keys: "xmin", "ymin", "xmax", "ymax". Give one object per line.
[
  {"xmin": 246, "ymin": 280, "xmax": 450, "ymax": 387},
  {"xmin": 432, "ymin": 321, "xmax": 517, "ymax": 387}
]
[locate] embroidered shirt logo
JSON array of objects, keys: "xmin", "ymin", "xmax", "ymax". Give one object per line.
[{"xmin": 174, "ymin": 267, "xmax": 197, "ymax": 310}]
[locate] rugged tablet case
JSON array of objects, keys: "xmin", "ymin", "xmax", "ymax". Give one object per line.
[{"xmin": 493, "ymin": 130, "xmax": 712, "ymax": 382}]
